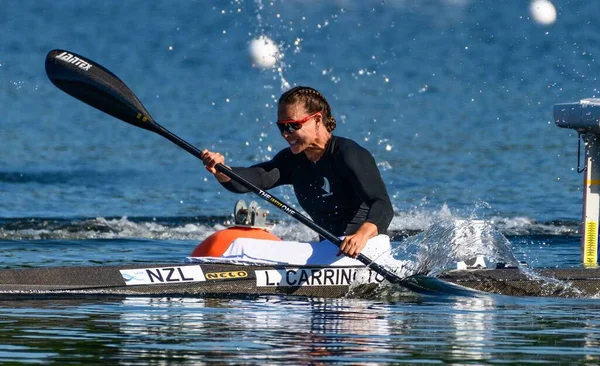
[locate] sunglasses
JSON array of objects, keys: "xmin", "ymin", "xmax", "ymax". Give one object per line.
[{"xmin": 276, "ymin": 111, "xmax": 322, "ymax": 134}]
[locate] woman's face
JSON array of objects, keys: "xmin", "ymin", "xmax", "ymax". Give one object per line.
[{"xmin": 277, "ymin": 102, "xmax": 321, "ymax": 154}]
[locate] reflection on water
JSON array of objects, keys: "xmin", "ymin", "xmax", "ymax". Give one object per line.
[
  {"xmin": 118, "ymin": 297, "xmax": 398, "ymax": 364},
  {"xmin": 3, "ymin": 295, "xmax": 600, "ymax": 364},
  {"xmin": 450, "ymin": 296, "xmax": 495, "ymax": 361}
]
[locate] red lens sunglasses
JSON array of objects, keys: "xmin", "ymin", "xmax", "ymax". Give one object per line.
[{"xmin": 276, "ymin": 111, "xmax": 322, "ymax": 134}]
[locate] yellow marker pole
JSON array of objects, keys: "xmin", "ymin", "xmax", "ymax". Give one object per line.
[{"xmin": 582, "ymin": 134, "xmax": 600, "ymax": 268}]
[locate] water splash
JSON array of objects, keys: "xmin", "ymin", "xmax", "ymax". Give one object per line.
[{"xmin": 396, "ymin": 219, "xmax": 520, "ymax": 277}]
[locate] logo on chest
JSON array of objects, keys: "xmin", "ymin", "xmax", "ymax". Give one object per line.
[{"xmin": 321, "ymin": 177, "xmax": 333, "ymax": 197}]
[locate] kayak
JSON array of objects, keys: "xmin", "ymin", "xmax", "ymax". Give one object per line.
[
  {"xmin": 1, "ymin": 260, "xmax": 598, "ymax": 299},
  {"xmin": 0, "ymin": 207, "xmax": 594, "ymax": 299},
  {"xmin": 1, "ymin": 231, "xmax": 597, "ymax": 298},
  {"xmin": 0, "ymin": 202, "xmax": 593, "ymax": 299}
]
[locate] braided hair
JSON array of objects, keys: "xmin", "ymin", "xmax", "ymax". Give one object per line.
[{"xmin": 278, "ymin": 86, "xmax": 337, "ymax": 132}]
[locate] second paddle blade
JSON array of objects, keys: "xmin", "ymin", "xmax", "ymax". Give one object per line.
[{"xmin": 45, "ymin": 49, "xmax": 157, "ymax": 131}]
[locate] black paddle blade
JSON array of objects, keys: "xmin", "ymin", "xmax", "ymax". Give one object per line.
[{"xmin": 45, "ymin": 49, "xmax": 157, "ymax": 131}]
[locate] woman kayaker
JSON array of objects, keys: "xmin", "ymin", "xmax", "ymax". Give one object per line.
[{"xmin": 200, "ymin": 86, "xmax": 394, "ymax": 258}]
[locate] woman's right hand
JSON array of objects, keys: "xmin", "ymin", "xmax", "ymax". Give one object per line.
[{"xmin": 200, "ymin": 149, "xmax": 231, "ymax": 182}]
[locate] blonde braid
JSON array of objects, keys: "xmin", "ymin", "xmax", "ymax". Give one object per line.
[{"xmin": 279, "ymin": 86, "xmax": 337, "ymax": 132}]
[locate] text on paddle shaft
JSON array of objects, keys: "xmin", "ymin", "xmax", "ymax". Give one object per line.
[
  {"xmin": 257, "ymin": 190, "xmax": 295, "ymax": 215},
  {"xmin": 256, "ymin": 268, "xmax": 385, "ymax": 287},
  {"xmin": 55, "ymin": 52, "xmax": 93, "ymax": 71}
]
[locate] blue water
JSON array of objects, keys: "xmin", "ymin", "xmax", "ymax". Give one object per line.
[{"xmin": 2, "ymin": 0, "xmax": 600, "ymax": 363}]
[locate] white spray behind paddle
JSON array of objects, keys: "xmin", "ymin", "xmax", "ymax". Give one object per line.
[
  {"xmin": 530, "ymin": 0, "xmax": 557, "ymax": 25},
  {"xmin": 249, "ymin": 35, "xmax": 280, "ymax": 68}
]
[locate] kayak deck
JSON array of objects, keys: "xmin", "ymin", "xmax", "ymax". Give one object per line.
[{"xmin": 1, "ymin": 263, "xmax": 600, "ymax": 298}]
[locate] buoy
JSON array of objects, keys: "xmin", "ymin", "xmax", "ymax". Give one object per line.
[
  {"xmin": 191, "ymin": 200, "xmax": 281, "ymax": 257},
  {"xmin": 191, "ymin": 226, "xmax": 281, "ymax": 257}
]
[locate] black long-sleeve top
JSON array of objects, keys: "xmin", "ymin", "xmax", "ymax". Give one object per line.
[{"xmin": 221, "ymin": 135, "xmax": 394, "ymax": 236}]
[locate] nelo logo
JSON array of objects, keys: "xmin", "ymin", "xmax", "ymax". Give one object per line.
[{"xmin": 206, "ymin": 271, "xmax": 248, "ymax": 280}]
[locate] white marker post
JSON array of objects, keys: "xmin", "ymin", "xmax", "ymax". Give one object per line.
[
  {"xmin": 582, "ymin": 134, "xmax": 600, "ymax": 267},
  {"xmin": 555, "ymin": 99, "xmax": 600, "ymax": 267}
]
